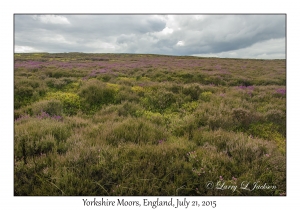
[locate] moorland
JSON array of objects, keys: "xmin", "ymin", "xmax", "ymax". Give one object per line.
[{"xmin": 14, "ymin": 53, "xmax": 286, "ymax": 195}]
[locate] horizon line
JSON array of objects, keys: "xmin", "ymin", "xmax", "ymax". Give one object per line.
[{"xmin": 13, "ymin": 52, "xmax": 286, "ymax": 60}]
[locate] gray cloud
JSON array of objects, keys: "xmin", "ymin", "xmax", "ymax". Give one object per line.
[{"xmin": 14, "ymin": 14, "xmax": 286, "ymax": 58}]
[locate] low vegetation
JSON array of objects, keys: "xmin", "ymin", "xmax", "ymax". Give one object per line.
[{"xmin": 14, "ymin": 53, "xmax": 286, "ymax": 195}]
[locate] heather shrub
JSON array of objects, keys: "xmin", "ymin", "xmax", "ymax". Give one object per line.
[
  {"xmin": 45, "ymin": 77, "xmax": 67, "ymax": 89},
  {"xmin": 170, "ymin": 115, "xmax": 196, "ymax": 139},
  {"xmin": 265, "ymin": 109, "xmax": 286, "ymax": 136},
  {"xmin": 141, "ymin": 89, "xmax": 176, "ymax": 113},
  {"xmin": 188, "ymin": 104, "xmax": 211, "ymax": 127},
  {"xmin": 15, "ymin": 159, "xmax": 47, "ymax": 195},
  {"xmin": 14, "ymin": 106, "xmax": 33, "ymax": 119},
  {"xmin": 14, "ymin": 78, "xmax": 47, "ymax": 108},
  {"xmin": 192, "ymin": 129, "xmax": 278, "ymax": 163},
  {"xmin": 31, "ymin": 99, "xmax": 63, "ymax": 116},
  {"xmin": 207, "ymin": 113, "xmax": 235, "ymax": 131},
  {"xmin": 106, "ymin": 118, "xmax": 168, "ymax": 146},
  {"xmin": 15, "ymin": 118, "xmax": 71, "ymax": 162},
  {"xmin": 115, "ymin": 87, "xmax": 140, "ymax": 103},
  {"xmin": 45, "ymin": 69, "xmax": 75, "ymax": 78},
  {"xmin": 79, "ymin": 79, "xmax": 117, "ymax": 113},
  {"xmin": 45, "ymin": 77, "xmax": 78, "ymax": 90},
  {"xmin": 64, "ymin": 116, "xmax": 90, "ymax": 128},
  {"xmin": 116, "ymin": 77, "xmax": 135, "ymax": 86},
  {"xmin": 117, "ymin": 101, "xmax": 144, "ymax": 117},
  {"xmin": 100, "ymin": 74, "xmax": 111, "ymax": 82},
  {"xmin": 265, "ymin": 109, "xmax": 286, "ymax": 127},
  {"xmin": 168, "ymin": 84, "xmax": 182, "ymax": 94},
  {"xmin": 231, "ymin": 107, "xmax": 260, "ymax": 128},
  {"xmin": 205, "ymin": 75, "xmax": 226, "ymax": 86},
  {"xmin": 14, "ymin": 83, "xmax": 34, "ymax": 104},
  {"xmin": 182, "ymin": 85, "xmax": 202, "ymax": 100}
]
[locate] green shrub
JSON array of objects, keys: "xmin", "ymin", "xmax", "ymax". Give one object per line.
[
  {"xmin": 182, "ymin": 85, "xmax": 202, "ymax": 100},
  {"xmin": 170, "ymin": 115, "xmax": 196, "ymax": 139},
  {"xmin": 265, "ymin": 109, "xmax": 286, "ymax": 136},
  {"xmin": 45, "ymin": 92, "xmax": 80, "ymax": 115},
  {"xmin": 14, "ymin": 78, "xmax": 47, "ymax": 108},
  {"xmin": 115, "ymin": 87, "xmax": 140, "ymax": 103},
  {"xmin": 131, "ymin": 85, "xmax": 145, "ymax": 97},
  {"xmin": 200, "ymin": 91, "xmax": 212, "ymax": 102},
  {"xmin": 248, "ymin": 123, "xmax": 278, "ymax": 139},
  {"xmin": 45, "ymin": 69, "xmax": 74, "ymax": 78},
  {"xmin": 100, "ymin": 74, "xmax": 111, "ymax": 82},
  {"xmin": 181, "ymin": 101, "xmax": 199, "ymax": 113},
  {"xmin": 79, "ymin": 79, "xmax": 117, "ymax": 113},
  {"xmin": 141, "ymin": 90, "xmax": 176, "ymax": 113},
  {"xmin": 248, "ymin": 123, "xmax": 286, "ymax": 154},
  {"xmin": 169, "ymin": 84, "xmax": 182, "ymax": 94}
]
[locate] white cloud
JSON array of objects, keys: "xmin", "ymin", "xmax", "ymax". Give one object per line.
[
  {"xmin": 161, "ymin": 27, "xmax": 173, "ymax": 34},
  {"xmin": 150, "ymin": 26, "xmax": 174, "ymax": 38},
  {"xmin": 164, "ymin": 15, "xmax": 183, "ymax": 30},
  {"xmin": 32, "ymin": 15, "xmax": 70, "ymax": 25},
  {"xmin": 176, "ymin": 41, "xmax": 184, "ymax": 46},
  {"xmin": 15, "ymin": 45, "xmax": 41, "ymax": 53}
]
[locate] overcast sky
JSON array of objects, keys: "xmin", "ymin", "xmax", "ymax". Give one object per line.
[{"xmin": 14, "ymin": 14, "xmax": 286, "ymax": 59}]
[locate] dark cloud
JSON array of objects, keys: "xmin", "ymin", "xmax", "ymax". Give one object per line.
[
  {"xmin": 14, "ymin": 14, "xmax": 286, "ymax": 58},
  {"xmin": 64, "ymin": 15, "xmax": 166, "ymax": 37}
]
